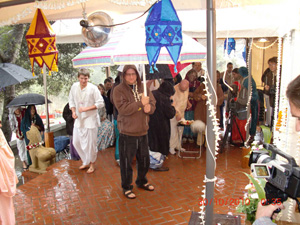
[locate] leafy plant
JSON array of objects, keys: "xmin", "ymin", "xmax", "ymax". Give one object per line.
[{"xmin": 236, "ymin": 172, "xmax": 266, "ymax": 224}]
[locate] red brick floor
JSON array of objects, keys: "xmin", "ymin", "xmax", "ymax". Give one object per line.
[{"xmin": 14, "ymin": 144, "xmax": 250, "ymax": 225}]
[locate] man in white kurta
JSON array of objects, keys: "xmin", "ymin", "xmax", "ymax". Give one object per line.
[
  {"xmin": 69, "ymin": 68, "xmax": 104, "ymax": 174},
  {"xmin": 169, "ymin": 80, "xmax": 190, "ymax": 154}
]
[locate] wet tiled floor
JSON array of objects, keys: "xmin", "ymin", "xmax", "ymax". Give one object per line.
[{"xmin": 14, "ymin": 144, "xmax": 250, "ymax": 225}]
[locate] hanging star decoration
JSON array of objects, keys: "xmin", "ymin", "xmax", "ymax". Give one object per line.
[
  {"xmin": 224, "ymin": 38, "xmax": 236, "ymax": 55},
  {"xmin": 145, "ymin": 0, "xmax": 182, "ymax": 73},
  {"xmin": 26, "ymin": 9, "xmax": 58, "ymax": 76}
]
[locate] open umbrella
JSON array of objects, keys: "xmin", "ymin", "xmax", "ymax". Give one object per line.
[
  {"xmin": 72, "ymin": 27, "xmax": 206, "ymax": 68},
  {"xmin": 0, "ymin": 63, "xmax": 37, "ymax": 89},
  {"xmin": 6, "ymin": 93, "xmax": 52, "ymax": 108}
]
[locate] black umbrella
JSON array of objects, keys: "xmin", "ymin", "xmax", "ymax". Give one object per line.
[
  {"xmin": 0, "ymin": 63, "xmax": 37, "ymax": 88},
  {"xmin": 6, "ymin": 93, "xmax": 52, "ymax": 108}
]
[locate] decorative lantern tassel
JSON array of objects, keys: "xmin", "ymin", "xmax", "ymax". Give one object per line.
[
  {"xmin": 174, "ymin": 65, "xmax": 178, "ymax": 73},
  {"xmin": 41, "ymin": 68, "xmax": 44, "ymax": 74},
  {"xmin": 49, "ymin": 71, "xmax": 51, "ymax": 76},
  {"xmin": 32, "ymin": 72, "xmax": 35, "ymax": 76}
]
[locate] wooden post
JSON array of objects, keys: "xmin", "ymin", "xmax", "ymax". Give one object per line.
[{"xmin": 44, "ymin": 131, "xmax": 54, "ymax": 148}]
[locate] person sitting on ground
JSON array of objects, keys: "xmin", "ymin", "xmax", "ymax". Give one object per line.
[
  {"xmin": 148, "ymin": 81, "xmax": 176, "ymax": 171},
  {"xmin": 9, "ymin": 106, "xmax": 28, "ymax": 171},
  {"xmin": 21, "ymin": 105, "xmax": 44, "ymax": 166}
]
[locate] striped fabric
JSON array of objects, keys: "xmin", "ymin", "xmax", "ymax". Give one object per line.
[{"xmin": 72, "ymin": 27, "xmax": 206, "ymax": 68}]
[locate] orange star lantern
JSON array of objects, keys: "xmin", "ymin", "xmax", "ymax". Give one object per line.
[{"xmin": 26, "ymin": 9, "xmax": 58, "ymax": 76}]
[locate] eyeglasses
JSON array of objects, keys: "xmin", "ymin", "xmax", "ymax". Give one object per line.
[{"xmin": 125, "ymin": 73, "xmax": 136, "ymax": 76}]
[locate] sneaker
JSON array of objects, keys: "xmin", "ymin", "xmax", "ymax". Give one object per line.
[
  {"xmin": 169, "ymin": 148, "xmax": 176, "ymax": 155},
  {"xmin": 116, "ymin": 159, "xmax": 120, "ymax": 166},
  {"xmin": 182, "ymin": 137, "xmax": 187, "ymax": 143},
  {"xmin": 188, "ymin": 138, "xmax": 194, "ymax": 143}
]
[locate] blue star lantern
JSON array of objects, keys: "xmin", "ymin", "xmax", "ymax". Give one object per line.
[
  {"xmin": 145, "ymin": 0, "xmax": 182, "ymax": 73},
  {"xmin": 224, "ymin": 38, "xmax": 236, "ymax": 55}
]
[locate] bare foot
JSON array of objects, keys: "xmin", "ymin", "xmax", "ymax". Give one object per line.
[
  {"xmin": 87, "ymin": 163, "xmax": 95, "ymax": 174},
  {"xmin": 79, "ymin": 165, "xmax": 89, "ymax": 170},
  {"xmin": 87, "ymin": 167, "xmax": 95, "ymax": 174}
]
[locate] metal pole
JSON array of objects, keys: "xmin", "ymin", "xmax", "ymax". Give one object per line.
[
  {"xmin": 205, "ymin": 0, "xmax": 216, "ymax": 224},
  {"xmin": 43, "ymin": 65, "xmax": 50, "ymax": 132}
]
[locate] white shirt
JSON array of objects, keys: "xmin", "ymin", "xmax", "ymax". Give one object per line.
[
  {"xmin": 196, "ymin": 69, "xmax": 205, "ymax": 78},
  {"xmin": 69, "ymin": 82, "xmax": 104, "ymax": 129}
]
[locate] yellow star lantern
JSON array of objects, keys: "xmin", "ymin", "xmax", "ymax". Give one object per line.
[{"xmin": 26, "ymin": 9, "xmax": 58, "ymax": 76}]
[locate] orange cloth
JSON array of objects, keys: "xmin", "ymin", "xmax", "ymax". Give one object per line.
[
  {"xmin": 0, "ymin": 194, "xmax": 15, "ymax": 225},
  {"xmin": 0, "ymin": 129, "xmax": 18, "ymax": 225},
  {"xmin": 0, "ymin": 128, "xmax": 18, "ymax": 197}
]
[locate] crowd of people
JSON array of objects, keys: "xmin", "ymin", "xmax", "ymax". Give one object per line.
[{"xmin": 0, "ymin": 58, "xmax": 296, "ymax": 223}]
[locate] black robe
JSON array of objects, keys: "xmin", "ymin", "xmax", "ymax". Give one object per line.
[{"xmin": 148, "ymin": 81, "xmax": 176, "ymax": 156}]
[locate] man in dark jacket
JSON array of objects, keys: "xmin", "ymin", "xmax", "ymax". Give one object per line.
[
  {"xmin": 113, "ymin": 65, "xmax": 156, "ymax": 199},
  {"xmin": 63, "ymin": 103, "xmax": 80, "ymax": 160},
  {"xmin": 261, "ymin": 57, "xmax": 279, "ymax": 127},
  {"xmin": 148, "ymin": 81, "xmax": 176, "ymax": 171}
]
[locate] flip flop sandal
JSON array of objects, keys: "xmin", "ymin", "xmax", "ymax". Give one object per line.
[
  {"xmin": 123, "ymin": 190, "xmax": 136, "ymax": 199},
  {"xmin": 138, "ymin": 183, "xmax": 155, "ymax": 191}
]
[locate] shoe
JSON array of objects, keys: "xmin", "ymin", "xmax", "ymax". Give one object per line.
[
  {"xmin": 188, "ymin": 138, "xmax": 194, "ymax": 143},
  {"xmin": 116, "ymin": 159, "xmax": 120, "ymax": 166},
  {"xmin": 123, "ymin": 190, "xmax": 136, "ymax": 199},
  {"xmin": 137, "ymin": 183, "xmax": 155, "ymax": 191},
  {"xmin": 182, "ymin": 137, "xmax": 187, "ymax": 143},
  {"xmin": 169, "ymin": 148, "xmax": 176, "ymax": 155},
  {"xmin": 152, "ymin": 167, "xmax": 169, "ymax": 172},
  {"xmin": 180, "ymin": 148, "xmax": 186, "ymax": 152}
]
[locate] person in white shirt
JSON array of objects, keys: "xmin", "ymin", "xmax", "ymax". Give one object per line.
[{"xmin": 69, "ymin": 68, "xmax": 104, "ymax": 174}]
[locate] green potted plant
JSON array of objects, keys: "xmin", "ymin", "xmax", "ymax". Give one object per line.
[{"xmin": 236, "ymin": 173, "xmax": 266, "ymax": 224}]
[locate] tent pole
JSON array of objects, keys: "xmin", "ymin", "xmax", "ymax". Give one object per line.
[
  {"xmin": 205, "ymin": 0, "xmax": 216, "ymax": 224},
  {"xmin": 43, "ymin": 65, "xmax": 50, "ymax": 132},
  {"xmin": 143, "ymin": 65, "xmax": 147, "ymax": 96},
  {"xmin": 43, "ymin": 65, "xmax": 54, "ymax": 148}
]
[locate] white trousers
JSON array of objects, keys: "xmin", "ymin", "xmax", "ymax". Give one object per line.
[
  {"xmin": 73, "ymin": 127, "xmax": 98, "ymax": 166},
  {"xmin": 0, "ymin": 194, "xmax": 15, "ymax": 225},
  {"xmin": 17, "ymin": 138, "xmax": 27, "ymax": 162},
  {"xmin": 169, "ymin": 117, "xmax": 181, "ymax": 150}
]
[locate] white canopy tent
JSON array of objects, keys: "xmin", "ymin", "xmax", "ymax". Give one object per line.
[
  {"xmin": 1, "ymin": 0, "xmax": 300, "ymax": 224},
  {"xmin": 51, "ymin": 3, "xmax": 300, "ymax": 44},
  {"xmin": 0, "ymin": 0, "xmax": 295, "ymax": 26}
]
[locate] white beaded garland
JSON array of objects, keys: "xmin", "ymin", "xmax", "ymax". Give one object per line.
[{"xmin": 198, "ymin": 71, "xmax": 221, "ymax": 224}]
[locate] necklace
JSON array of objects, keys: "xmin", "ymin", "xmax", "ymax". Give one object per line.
[{"xmin": 131, "ymin": 83, "xmax": 141, "ymax": 102}]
